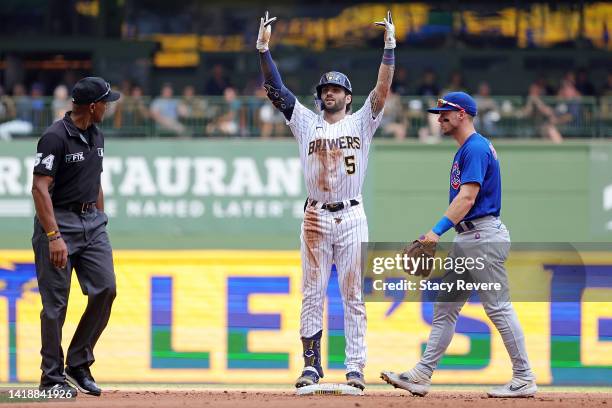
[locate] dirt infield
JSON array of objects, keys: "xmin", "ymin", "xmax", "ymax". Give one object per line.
[{"xmin": 2, "ymin": 388, "xmax": 611, "ymax": 408}]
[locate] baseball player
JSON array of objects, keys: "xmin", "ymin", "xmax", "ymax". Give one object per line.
[
  {"xmin": 380, "ymin": 92, "xmax": 537, "ymax": 398},
  {"xmin": 256, "ymin": 10, "xmax": 395, "ymax": 390},
  {"xmin": 31, "ymin": 77, "xmax": 118, "ymax": 397}
]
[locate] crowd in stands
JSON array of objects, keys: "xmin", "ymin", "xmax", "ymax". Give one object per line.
[
  {"xmin": 1, "ymin": 65, "xmax": 611, "ymax": 142},
  {"xmin": 383, "ymin": 67, "xmax": 611, "ymax": 143}
]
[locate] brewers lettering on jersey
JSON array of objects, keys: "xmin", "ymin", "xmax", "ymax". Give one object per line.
[
  {"xmin": 293, "ymin": 100, "xmax": 379, "ymax": 200},
  {"xmin": 257, "ymin": 10, "xmax": 396, "ymax": 390}
]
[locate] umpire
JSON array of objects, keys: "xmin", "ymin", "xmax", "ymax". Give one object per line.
[{"xmin": 31, "ymin": 77, "xmax": 119, "ymax": 397}]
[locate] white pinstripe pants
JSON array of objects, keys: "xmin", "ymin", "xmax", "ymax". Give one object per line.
[{"xmin": 299, "ymin": 202, "xmax": 368, "ymax": 373}]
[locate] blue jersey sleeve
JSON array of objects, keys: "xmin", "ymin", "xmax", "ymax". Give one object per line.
[
  {"xmin": 259, "ymin": 51, "xmax": 296, "ymax": 120},
  {"xmin": 459, "ymin": 142, "xmax": 489, "ymax": 187}
]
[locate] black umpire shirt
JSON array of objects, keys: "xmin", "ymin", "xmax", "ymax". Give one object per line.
[{"xmin": 33, "ymin": 111, "xmax": 104, "ymax": 207}]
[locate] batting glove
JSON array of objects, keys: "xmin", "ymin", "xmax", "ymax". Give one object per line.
[
  {"xmin": 375, "ymin": 10, "xmax": 396, "ymax": 49},
  {"xmin": 256, "ymin": 11, "xmax": 277, "ymax": 53}
]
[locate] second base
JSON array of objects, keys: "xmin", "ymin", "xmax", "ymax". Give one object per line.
[{"xmin": 296, "ymin": 383, "xmax": 364, "ymax": 396}]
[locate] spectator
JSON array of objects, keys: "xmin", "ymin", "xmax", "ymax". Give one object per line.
[
  {"xmin": 178, "ymin": 85, "xmax": 208, "ymax": 136},
  {"xmin": 178, "ymin": 85, "xmax": 207, "ymax": 120},
  {"xmin": 206, "ymin": 87, "xmax": 243, "ymax": 136},
  {"xmin": 534, "ymin": 75, "xmax": 556, "ymax": 96},
  {"xmin": 415, "ymin": 69, "xmax": 441, "ymax": 143},
  {"xmin": 114, "ymin": 85, "xmax": 150, "ymax": 134},
  {"xmin": 0, "ymin": 84, "xmax": 32, "ymax": 140},
  {"xmin": 416, "ymin": 69, "xmax": 440, "ymax": 97},
  {"xmin": 562, "ymin": 70, "xmax": 576, "ymax": 87},
  {"xmin": 520, "ymin": 83, "xmax": 563, "ymax": 143},
  {"xmin": 29, "ymin": 82, "xmax": 46, "ymax": 129},
  {"xmin": 150, "ymin": 83, "xmax": 189, "ymax": 136},
  {"xmin": 473, "ymin": 82, "xmax": 500, "ymax": 136},
  {"xmin": 205, "ymin": 64, "xmax": 231, "ymax": 96},
  {"xmin": 12, "ymin": 83, "xmax": 31, "ymax": 121},
  {"xmin": 109, "ymin": 79, "xmax": 134, "ymax": 127},
  {"xmin": 555, "ymin": 78, "xmax": 582, "ymax": 127},
  {"xmin": 51, "ymin": 84, "xmax": 71, "ymax": 120},
  {"xmin": 575, "ymin": 68, "xmax": 596, "ymax": 96},
  {"xmin": 0, "ymin": 86, "xmax": 15, "ymax": 121},
  {"xmin": 380, "ymin": 88, "xmax": 408, "ymax": 140},
  {"xmin": 242, "ymin": 82, "xmax": 265, "ymax": 136},
  {"xmin": 0, "ymin": 86, "xmax": 15, "ymax": 140}
]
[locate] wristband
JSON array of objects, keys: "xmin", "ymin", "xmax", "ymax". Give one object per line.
[
  {"xmin": 48, "ymin": 234, "xmax": 62, "ymax": 242},
  {"xmin": 432, "ymin": 216, "xmax": 454, "ymax": 236},
  {"xmin": 46, "ymin": 230, "xmax": 59, "ymax": 237},
  {"xmin": 382, "ymin": 48, "xmax": 395, "ymax": 65}
]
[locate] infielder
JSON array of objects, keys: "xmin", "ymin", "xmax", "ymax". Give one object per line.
[
  {"xmin": 380, "ymin": 92, "xmax": 537, "ymax": 398},
  {"xmin": 256, "ymin": 11, "xmax": 395, "ymax": 389}
]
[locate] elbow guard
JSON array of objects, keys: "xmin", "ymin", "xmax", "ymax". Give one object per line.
[{"xmin": 264, "ymin": 83, "xmax": 296, "ymax": 116}]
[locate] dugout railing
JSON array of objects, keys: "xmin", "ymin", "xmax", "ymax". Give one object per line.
[{"xmin": 0, "ymin": 95, "xmax": 609, "ymax": 139}]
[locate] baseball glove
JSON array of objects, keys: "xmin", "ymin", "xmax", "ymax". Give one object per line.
[{"xmin": 402, "ymin": 240, "xmax": 437, "ymax": 277}]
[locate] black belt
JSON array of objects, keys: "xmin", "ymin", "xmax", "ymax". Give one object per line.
[
  {"xmin": 306, "ymin": 199, "xmax": 360, "ymax": 213},
  {"xmin": 56, "ymin": 202, "xmax": 97, "ymax": 214},
  {"xmin": 454, "ymin": 220, "xmax": 475, "ymax": 234}
]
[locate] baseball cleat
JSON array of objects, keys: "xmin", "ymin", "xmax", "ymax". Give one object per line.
[
  {"xmin": 295, "ymin": 369, "xmax": 320, "ymax": 388},
  {"xmin": 346, "ymin": 371, "xmax": 365, "ymax": 390},
  {"xmin": 487, "ymin": 378, "xmax": 537, "ymax": 398},
  {"xmin": 380, "ymin": 368, "xmax": 431, "ymax": 396}
]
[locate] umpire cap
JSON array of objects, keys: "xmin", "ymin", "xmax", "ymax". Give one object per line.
[
  {"xmin": 316, "ymin": 71, "xmax": 352, "ymax": 99},
  {"xmin": 72, "ymin": 77, "xmax": 121, "ymax": 105}
]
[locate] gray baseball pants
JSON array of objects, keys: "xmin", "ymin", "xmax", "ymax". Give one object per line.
[
  {"xmin": 415, "ymin": 216, "xmax": 534, "ymax": 381},
  {"xmin": 32, "ymin": 208, "xmax": 116, "ymax": 386}
]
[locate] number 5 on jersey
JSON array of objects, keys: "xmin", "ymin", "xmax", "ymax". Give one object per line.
[{"xmin": 344, "ymin": 155, "xmax": 356, "ymax": 175}]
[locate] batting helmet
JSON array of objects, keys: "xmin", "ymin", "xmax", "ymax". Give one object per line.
[{"xmin": 315, "ymin": 71, "xmax": 352, "ymax": 99}]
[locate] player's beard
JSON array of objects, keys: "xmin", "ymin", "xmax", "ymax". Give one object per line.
[{"xmin": 323, "ymin": 99, "xmax": 346, "ymax": 113}]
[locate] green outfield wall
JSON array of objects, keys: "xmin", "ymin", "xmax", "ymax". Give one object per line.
[{"xmin": 0, "ymin": 140, "xmax": 610, "ymax": 249}]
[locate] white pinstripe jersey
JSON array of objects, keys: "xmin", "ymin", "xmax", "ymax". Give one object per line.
[{"xmin": 286, "ymin": 94, "xmax": 383, "ymax": 203}]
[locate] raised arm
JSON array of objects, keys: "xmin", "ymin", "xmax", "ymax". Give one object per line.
[
  {"xmin": 256, "ymin": 11, "xmax": 296, "ymax": 121},
  {"xmin": 370, "ymin": 11, "xmax": 396, "ymax": 117}
]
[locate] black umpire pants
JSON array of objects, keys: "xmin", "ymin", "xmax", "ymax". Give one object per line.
[{"xmin": 32, "ymin": 208, "xmax": 116, "ymax": 386}]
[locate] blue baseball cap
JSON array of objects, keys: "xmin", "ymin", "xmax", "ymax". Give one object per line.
[
  {"xmin": 316, "ymin": 71, "xmax": 352, "ymax": 98},
  {"xmin": 427, "ymin": 91, "xmax": 477, "ymax": 117}
]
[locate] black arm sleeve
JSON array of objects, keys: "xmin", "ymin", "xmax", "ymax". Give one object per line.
[{"xmin": 259, "ymin": 50, "xmax": 296, "ymax": 120}]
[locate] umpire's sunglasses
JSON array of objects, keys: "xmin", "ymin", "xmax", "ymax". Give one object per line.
[
  {"xmin": 94, "ymin": 82, "xmax": 112, "ymax": 103},
  {"xmin": 437, "ymin": 98, "xmax": 465, "ymax": 112}
]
